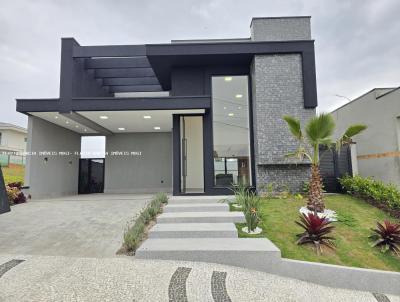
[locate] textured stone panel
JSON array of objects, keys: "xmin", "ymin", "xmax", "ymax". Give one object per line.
[
  {"xmin": 251, "ymin": 17, "xmax": 311, "ymax": 41},
  {"xmin": 256, "ymin": 164, "xmax": 311, "ymax": 193},
  {"xmin": 251, "ymin": 54, "xmax": 315, "ymax": 165}
]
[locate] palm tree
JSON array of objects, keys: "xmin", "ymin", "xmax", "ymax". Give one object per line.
[{"xmin": 283, "ymin": 113, "xmax": 366, "ymax": 213}]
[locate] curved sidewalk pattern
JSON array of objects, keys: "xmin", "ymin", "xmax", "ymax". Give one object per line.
[{"xmin": 0, "ymin": 255, "xmax": 398, "ymax": 302}]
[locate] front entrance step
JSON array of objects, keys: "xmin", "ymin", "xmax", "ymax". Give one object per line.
[
  {"xmin": 157, "ymin": 211, "xmax": 245, "ymax": 224},
  {"xmin": 163, "ymin": 203, "xmax": 229, "ymax": 213},
  {"xmin": 148, "ymin": 223, "xmax": 238, "ymax": 238},
  {"xmin": 168, "ymin": 196, "xmax": 234, "ymax": 205},
  {"xmin": 136, "ymin": 238, "xmax": 281, "ymax": 271}
]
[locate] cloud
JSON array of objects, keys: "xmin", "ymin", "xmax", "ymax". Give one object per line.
[{"xmin": 0, "ymin": 0, "xmax": 399, "ymax": 126}]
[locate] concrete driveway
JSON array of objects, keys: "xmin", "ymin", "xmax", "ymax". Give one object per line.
[{"xmin": 0, "ymin": 194, "xmax": 151, "ymax": 257}]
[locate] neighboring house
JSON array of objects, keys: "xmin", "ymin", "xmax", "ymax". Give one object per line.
[
  {"xmin": 16, "ymin": 16, "xmax": 318, "ymax": 198},
  {"xmin": 332, "ymin": 87, "xmax": 400, "ymax": 187},
  {"xmin": 0, "ymin": 122, "xmax": 27, "ymax": 153}
]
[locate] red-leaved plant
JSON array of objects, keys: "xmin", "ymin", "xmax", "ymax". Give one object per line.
[
  {"xmin": 370, "ymin": 221, "xmax": 400, "ymax": 256},
  {"xmin": 295, "ymin": 213, "xmax": 335, "ymax": 255}
]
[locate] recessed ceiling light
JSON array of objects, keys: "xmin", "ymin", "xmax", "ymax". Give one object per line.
[
  {"xmin": 154, "ymin": 126, "xmax": 161, "ymax": 130},
  {"xmin": 228, "ymin": 113, "xmax": 234, "ymax": 117},
  {"xmin": 100, "ymin": 115, "xmax": 108, "ymax": 119},
  {"xmin": 238, "ymin": 106, "xmax": 242, "ymax": 109},
  {"xmin": 75, "ymin": 125, "xmax": 79, "ymax": 128},
  {"xmin": 118, "ymin": 127, "xmax": 126, "ymax": 131},
  {"xmin": 143, "ymin": 115, "xmax": 151, "ymax": 119},
  {"xmin": 235, "ymin": 94, "xmax": 243, "ymax": 98},
  {"xmin": 223, "ymin": 106, "xmax": 227, "ymax": 110},
  {"xmin": 66, "ymin": 121, "xmax": 69, "ymax": 124},
  {"xmin": 224, "ymin": 77, "xmax": 232, "ymax": 82},
  {"xmin": 54, "ymin": 116, "xmax": 58, "ymax": 119},
  {"xmin": 84, "ymin": 129, "xmax": 87, "ymax": 132}
]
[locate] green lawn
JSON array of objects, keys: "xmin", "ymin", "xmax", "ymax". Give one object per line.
[
  {"xmin": 1, "ymin": 164, "xmax": 25, "ymax": 185},
  {"xmin": 233, "ymin": 194, "xmax": 400, "ymax": 272}
]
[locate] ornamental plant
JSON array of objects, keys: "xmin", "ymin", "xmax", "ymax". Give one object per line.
[
  {"xmin": 369, "ymin": 221, "xmax": 400, "ymax": 256},
  {"xmin": 295, "ymin": 213, "xmax": 335, "ymax": 255},
  {"xmin": 283, "ymin": 113, "xmax": 366, "ymax": 212},
  {"xmin": 243, "ymin": 192, "xmax": 261, "ymax": 232}
]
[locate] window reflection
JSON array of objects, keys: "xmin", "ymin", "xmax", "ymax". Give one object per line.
[{"xmin": 212, "ymin": 76, "xmax": 251, "ymax": 186}]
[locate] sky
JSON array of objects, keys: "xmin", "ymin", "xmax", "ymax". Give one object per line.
[{"xmin": 0, "ymin": 0, "xmax": 399, "ymax": 129}]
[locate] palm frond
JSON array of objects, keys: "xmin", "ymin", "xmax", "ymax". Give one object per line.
[
  {"xmin": 337, "ymin": 124, "xmax": 367, "ymax": 149},
  {"xmin": 283, "ymin": 115, "xmax": 302, "ymax": 141},
  {"xmin": 305, "ymin": 113, "xmax": 335, "ymax": 145}
]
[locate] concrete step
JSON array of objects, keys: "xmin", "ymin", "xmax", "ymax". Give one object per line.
[
  {"xmin": 163, "ymin": 203, "xmax": 229, "ymax": 213},
  {"xmin": 148, "ymin": 223, "xmax": 238, "ymax": 238},
  {"xmin": 157, "ymin": 211, "xmax": 245, "ymax": 224},
  {"xmin": 168, "ymin": 196, "xmax": 234, "ymax": 205},
  {"xmin": 136, "ymin": 238, "xmax": 281, "ymax": 271}
]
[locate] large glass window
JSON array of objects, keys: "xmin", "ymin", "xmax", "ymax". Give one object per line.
[{"xmin": 212, "ymin": 75, "xmax": 252, "ymax": 187}]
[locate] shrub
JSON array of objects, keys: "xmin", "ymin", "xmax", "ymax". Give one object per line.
[
  {"xmin": 231, "ymin": 183, "xmax": 250, "ymax": 207},
  {"xmin": 6, "ymin": 183, "xmax": 27, "ymax": 205},
  {"xmin": 340, "ymin": 175, "xmax": 400, "ymax": 212},
  {"xmin": 243, "ymin": 192, "xmax": 261, "ymax": 232},
  {"xmin": 123, "ymin": 193, "xmax": 168, "ymax": 253},
  {"xmin": 245, "ymin": 207, "xmax": 260, "ymax": 232},
  {"xmin": 258, "ymin": 183, "xmax": 274, "ymax": 198},
  {"xmin": 296, "ymin": 213, "xmax": 335, "ymax": 255},
  {"xmin": 7, "ymin": 181, "xmax": 23, "ymax": 189},
  {"xmin": 123, "ymin": 218, "xmax": 145, "ymax": 252},
  {"xmin": 154, "ymin": 192, "xmax": 168, "ymax": 204},
  {"xmin": 369, "ymin": 221, "xmax": 400, "ymax": 256}
]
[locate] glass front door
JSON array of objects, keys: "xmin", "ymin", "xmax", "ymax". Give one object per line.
[{"xmin": 180, "ymin": 116, "xmax": 204, "ymax": 193}]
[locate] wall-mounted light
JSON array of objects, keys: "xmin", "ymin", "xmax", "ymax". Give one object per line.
[
  {"xmin": 224, "ymin": 77, "xmax": 232, "ymax": 82},
  {"xmin": 154, "ymin": 126, "xmax": 161, "ymax": 130},
  {"xmin": 143, "ymin": 115, "xmax": 151, "ymax": 119},
  {"xmin": 100, "ymin": 116, "xmax": 108, "ymax": 119},
  {"xmin": 228, "ymin": 113, "xmax": 234, "ymax": 117},
  {"xmin": 118, "ymin": 127, "xmax": 126, "ymax": 131},
  {"xmin": 235, "ymin": 94, "xmax": 243, "ymax": 98}
]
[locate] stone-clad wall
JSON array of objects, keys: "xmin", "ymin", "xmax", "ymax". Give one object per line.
[
  {"xmin": 251, "ymin": 54, "xmax": 315, "ymax": 192},
  {"xmin": 250, "ymin": 17, "xmax": 316, "ymax": 193},
  {"xmin": 256, "ymin": 165, "xmax": 311, "ymax": 193},
  {"xmin": 250, "ymin": 17, "xmax": 311, "ymax": 41}
]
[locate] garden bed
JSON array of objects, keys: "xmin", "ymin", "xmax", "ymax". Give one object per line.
[
  {"xmin": 118, "ymin": 193, "xmax": 168, "ymax": 255},
  {"xmin": 231, "ymin": 194, "xmax": 400, "ymax": 272}
]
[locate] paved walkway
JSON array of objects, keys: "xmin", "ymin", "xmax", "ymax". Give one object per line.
[
  {"xmin": 0, "ymin": 194, "xmax": 150, "ymax": 257},
  {"xmin": 0, "ymin": 255, "xmax": 398, "ymax": 302}
]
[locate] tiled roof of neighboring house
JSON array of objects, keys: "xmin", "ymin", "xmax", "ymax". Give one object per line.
[
  {"xmin": 330, "ymin": 87, "xmax": 397, "ymax": 113},
  {"xmin": 0, "ymin": 122, "xmax": 27, "ymax": 133}
]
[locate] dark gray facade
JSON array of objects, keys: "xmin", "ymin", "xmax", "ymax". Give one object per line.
[{"xmin": 16, "ymin": 16, "xmax": 317, "ymax": 197}]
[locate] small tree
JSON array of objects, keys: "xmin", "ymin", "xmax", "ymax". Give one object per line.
[{"xmin": 283, "ymin": 113, "xmax": 366, "ymax": 212}]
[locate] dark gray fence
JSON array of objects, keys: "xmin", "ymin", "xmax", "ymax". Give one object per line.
[{"xmin": 319, "ymin": 144, "xmax": 352, "ymax": 193}]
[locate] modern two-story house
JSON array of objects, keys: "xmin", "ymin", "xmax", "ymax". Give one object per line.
[{"xmin": 16, "ymin": 16, "xmax": 317, "ymax": 198}]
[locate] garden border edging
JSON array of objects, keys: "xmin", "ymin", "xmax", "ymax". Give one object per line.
[{"xmin": 271, "ymin": 257, "xmax": 400, "ymax": 296}]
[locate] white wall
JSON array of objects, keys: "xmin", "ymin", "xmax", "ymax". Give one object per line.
[
  {"xmin": 0, "ymin": 129, "xmax": 27, "ymax": 152},
  {"xmin": 25, "ymin": 116, "xmax": 81, "ymax": 198},
  {"xmin": 332, "ymin": 88, "xmax": 400, "ymax": 186},
  {"xmin": 104, "ymin": 132, "xmax": 172, "ymax": 193}
]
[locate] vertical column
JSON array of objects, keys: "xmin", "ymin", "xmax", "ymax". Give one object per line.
[{"xmin": 250, "ymin": 17, "xmax": 316, "ymax": 193}]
